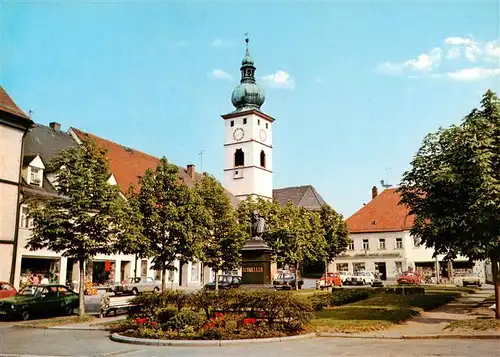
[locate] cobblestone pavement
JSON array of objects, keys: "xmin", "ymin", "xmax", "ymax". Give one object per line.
[{"xmin": 0, "ymin": 326, "xmax": 499, "ymax": 357}]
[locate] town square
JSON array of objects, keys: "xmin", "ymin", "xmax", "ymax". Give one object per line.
[{"xmin": 0, "ymin": 1, "xmax": 499, "ymax": 356}]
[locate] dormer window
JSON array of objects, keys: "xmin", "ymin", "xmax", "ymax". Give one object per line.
[{"xmin": 30, "ymin": 167, "xmax": 42, "ymax": 186}]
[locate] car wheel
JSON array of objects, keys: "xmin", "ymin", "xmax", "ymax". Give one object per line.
[
  {"xmin": 64, "ymin": 304, "xmax": 74, "ymax": 316},
  {"xmin": 21, "ymin": 310, "xmax": 30, "ymax": 321},
  {"xmin": 153, "ymin": 287, "xmax": 160, "ymax": 293},
  {"xmin": 132, "ymin": 288, "xmax": 139, "ymax": 295}
]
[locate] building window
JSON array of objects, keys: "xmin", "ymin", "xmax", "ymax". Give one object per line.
[
  {"xmin": 378, "ymin": 238, "xmax": 386, "ymax": 250},
  {"xmin": 353, "ymin": 262, "xmax": 365, "ymax": 274},
  {"xmin": 336, "ymin": 263, "xmax": 348, "ymax": 271},
  {"xmin": 20, "ymin": 206, "xmax": 31, "ymax": 228},
  {"xmin": 266, "ymin": 123, "xmax": 268, "ymax": 129},
  {"xmin": 230, "ymin": 120, "xmax": 234, "ymax": 127},
  {"xmin": 243, "ymin": 118, "xmax": 247, "ymax": 125},
  {"xmin": 395, "ymin": 261, "xmax": 403, "ymax": 275},
  {"xmin": 258, "ymin": 119, "xmax": 260, "ymax": 125},
  {"xmin": 30, "ymin": 167, "xmax": 42, "ymax": 185},
  {"xmin": 413, "ymin": 236, "xmax": 421, "ymax": 248},
  {"xmin": 260, "ymin": 150, "xmax": 266, "ymax": 168},
  {"xmin": 234, "ymin": 149, "xmax": 244, "ymax": 167},
  {"xmin": 362, "ymin": 239, "xmax": 369, "ymax": 251},
  {"xmin": 348, "ymin": 241, "xmax": 354, "ymax": 250},
  {"xmin": 396, "ymin": 238, "xmax": 403, "ymax": 249}
]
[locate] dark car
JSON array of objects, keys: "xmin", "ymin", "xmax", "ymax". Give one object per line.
[
  {"xmin": 0, "ymin": 284, "xmax": 79, "ymax": 321},
  {"xmin": 273, "ymin": 272, "xmax": 304, "ymax": 290},
  {"xmin": 204, "ymin": 275, "xmax": 242, "ymax": 291}
]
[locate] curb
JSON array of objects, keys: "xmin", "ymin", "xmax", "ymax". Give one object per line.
[
  {"xmin": 110, "ymin": 332, "xmax": 317, "ymax": 347},
  {"xmin": 317, "ymin": 332, "xmax": 500, "ymax": 340},
  {"xmin": 12, "ymin": 324, "xmax": 109, "ymax": 331}
]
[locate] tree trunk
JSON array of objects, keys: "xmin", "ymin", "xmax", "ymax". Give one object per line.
[
  {"xmin": 491, "ymin": 254, "xmax": 500, "ymax": 320},
  {"xmin": 295, "ymin": 262, "xmax": 299, "ymax": 290},
  {"xmin": 134, "ymin": 255, "xmax": 138, "ymax": 278},
  {"xmin": 161, "ymin": 267, "xmax": 167, "ymax": 292},
  {"xmin": 325, "ymin": 258, "xmax": 329, "ymax": 290},
  {"xmin": 78, "ymin": 258, "xmax": 85, "ymax": 316},
  {"xmin": 214, "ymin": 269, "xmax": 219, "ymax": 293}
]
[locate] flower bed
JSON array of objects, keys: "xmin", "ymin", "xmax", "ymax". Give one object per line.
[{"xmin": 111, "ymin": 289, "xmax": 314, "ymax": 340}]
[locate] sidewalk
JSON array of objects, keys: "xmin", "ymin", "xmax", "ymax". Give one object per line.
[
  {"xmin": 351, "ymin": 285, "xmax": 499, "ymax": 338},
  {"xmin": 49, "ymin": 315, "xmax": 127, "ymax": 330}
]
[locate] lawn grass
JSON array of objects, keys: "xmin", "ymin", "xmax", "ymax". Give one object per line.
[
  {"xmin": 445, "ymin": 317, "xmax": 500, "ymax": 331},
  {"xmin": 16, "ymin": 315, "xmax": 95, "ymax": 328},
  {"xmin": 311, "ymin": 289, "xmax": 461, "ymax": 333}
]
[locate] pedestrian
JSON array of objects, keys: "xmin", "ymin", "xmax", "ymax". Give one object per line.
[
  {"xmin": 32, "ymin": 275, "xmax": 40, "ymax": 285},
  {"xmin": 40, "ymin": 275, "xmax": 49, "ymax": 285}
]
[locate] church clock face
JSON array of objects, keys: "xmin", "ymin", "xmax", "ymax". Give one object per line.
[
  {"xmin": 233, "ymin": 128, "xmax": 245, "ymax": 141},
  {"xmin": 259, "ymin": 129, "xmax": 267, "ymax": 142}
]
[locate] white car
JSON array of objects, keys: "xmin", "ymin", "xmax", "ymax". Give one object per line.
[
  {"xmin": 349, "ymin": 271, "xmax": 375, "ymax": 286},
  {"xmin": 338, "ymin": 271, "xmax": 352, "ymax": 285}
]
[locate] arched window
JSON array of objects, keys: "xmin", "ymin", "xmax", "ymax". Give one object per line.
[
  {"xmin": 260, "ymin": 150, "xmax": 266, "ymax": 168},
  {"xmin": 234, "ymin": 149, "xmax": 244, "ymax": 167}
]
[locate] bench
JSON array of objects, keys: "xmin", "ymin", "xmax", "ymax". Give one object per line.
[{"xmin": 100, "ymin": 295, "xmax": 136, "ymax": 317}]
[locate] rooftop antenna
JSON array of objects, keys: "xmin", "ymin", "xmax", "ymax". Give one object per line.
[
  {"xmin": 380, "ymin": 168, "xmax": 393, "ymax": 189},
  {"xmin": 28, "ymin": 110, "xmax": 33, "ymax": 118},
  {"xmin": 198, "ymin": 149, "xmax": 206, "ymax": 174}
]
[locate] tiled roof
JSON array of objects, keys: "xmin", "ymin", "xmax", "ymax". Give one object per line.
[
  {"xmin": 273, "ymin": 185, "xmax": 327, "ymax": 210},
  {"xmin": 70, "ymin": 128, "xmax": 239, "ymax": 207},
  {"xmin": 24, "ymin": 124, "xmax": 79, "ymax": 169},
  {"xmin": 346, "ymin": 188, "xmax": 414, "ymax": 233},
  {"xmin": 0, "ymin": 86, "xmax": 30, "ymax": 120}
]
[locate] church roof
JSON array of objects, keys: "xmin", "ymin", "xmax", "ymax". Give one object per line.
[
  {"xmin": 272, "ymin": 185, "xmax": 327, "ymax": 210},
  {"xmin": 70, "ymin": 128, "xmax": 240, "ymax": 208},
  {"xmin": 346, "ymin": 188, "xmax": 414, "ymax": 233}
]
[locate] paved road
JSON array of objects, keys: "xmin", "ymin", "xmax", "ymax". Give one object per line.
[{"xmin": 0, "ymin": 326, "xmax": 498, "ymax": 357}]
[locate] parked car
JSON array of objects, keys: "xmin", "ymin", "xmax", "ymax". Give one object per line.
[
  {"xmin": 397, "ymin": 271, "xmax": 422, "ymax": 285},
  {"xmin": 204, "ymin": 275, "xmax": 242, "ymax": 291},
  {"xmin": 338, "ymin": 271, "xmax": 353, "ymax": 285},
  {"xmin": 114, "ymin": 277, "xmax": 161, "ymax": 295},
  {"xmin": 0, "ymin": 281, "xmax": 17, "ymax": 299},
  {"xmin": 316, "ymin": 272, "xmax": 342, "ymax": 290},
  {"xmin": 273, "ymin": 272, "xmax": 304, "ymax": 290},
  {"xmin": 0, "ymin": 284, "xmax": 78, "ymax": 320},
  {"xmin": 453, "ymin": 271, "xmax": 482, "ymax": 287},
  {"xmin": 349, "ymin": 271, "xmax": 375, "ymax": 286}
]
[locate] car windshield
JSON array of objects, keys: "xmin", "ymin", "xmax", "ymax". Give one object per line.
[
  {"xmin": 278, "ymin": 273, "xmax": 294, "ymax": 279},
  {"xmin": 18, "ymin": 286, "xmax": 45, "ymax": 296},
  {"xmin": 218, "ymin": 275, "xmax": 232, "ymax": 283},
  {"xmin": 128, "ymin": 277, "xmax": 141, "ymax": 284}
]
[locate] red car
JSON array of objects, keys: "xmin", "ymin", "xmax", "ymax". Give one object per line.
[
  {"xmin": 316, "ymin": 272, "xmax": 342, "ymax": 290},
  {"xmin": 397, "ymin": 271, "xmax": 421, "ymax": 285},
  {"xmin": 0, "ymin": 281, "xmax": 17, "ymax": 299}
]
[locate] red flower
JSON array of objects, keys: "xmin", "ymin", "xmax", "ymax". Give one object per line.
[
  {"xmin": 150, "ymin": 321, "xmax": 158, "ymax": 326},
  {"xmin": 135, "ymin": 317, "xmax": 149, "ymax": 325},
  {"xmin": 214, "ymin": 312, "xmax": 224, "ymax": 319},
  {"xmin": 243, "ymin": 318, "xmax": 257, "ymax": 325}
]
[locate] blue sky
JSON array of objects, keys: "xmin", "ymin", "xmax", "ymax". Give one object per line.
[{"xmin": 2, "ymin": 1, "xmax": 499, "ymax": 217}]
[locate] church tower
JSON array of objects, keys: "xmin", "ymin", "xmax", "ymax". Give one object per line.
[{"xmin": 222, "ymin": 38, "xmax": 275, "ymax": 201}]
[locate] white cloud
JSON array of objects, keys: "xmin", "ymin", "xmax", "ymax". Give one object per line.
[
  {"xmin": 485, "ymin": 40, "xmax": 500, "ymax": 61},
  {"xmin": 445, "ymin": 37, "xmax": 476, "ymax": 46},
  {"xmin": 211, "ymin": 39, "xmax": 232, "ymax": 48},
  {"xmin": 208, "ymin": 69, "xmax": 233, "ymax": 81},
  {"xmin": 446, "ymin": 68, "xmax": 500, "ymax": 81},
  {"xmin": 404, "ymin": 47, "xmax": 442, "ymax": 71},
  {"xmin": 446, "ymin": 47, "xmax": 460, "ymax": 60},
  {"xmin": 261, "ymin": 70, "xmax": 295, "ymax": 90}
]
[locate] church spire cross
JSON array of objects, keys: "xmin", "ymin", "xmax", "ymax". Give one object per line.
[{"xmin": 244, "ymin": 32, "xmax": 249, "ymax": 55}]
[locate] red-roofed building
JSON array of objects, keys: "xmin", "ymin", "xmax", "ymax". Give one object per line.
[
  {"xmin": 0, "ymin": 86, "xmax": 33, "ymax": 285},
  {"xmin": 332, "ymin": 186, "xmax": 485, "ymax": 282}
]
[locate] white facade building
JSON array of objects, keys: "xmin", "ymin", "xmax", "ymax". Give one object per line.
[{"xmin": 331, "ymin": 186, "xmax": 485, "ymax": 281}]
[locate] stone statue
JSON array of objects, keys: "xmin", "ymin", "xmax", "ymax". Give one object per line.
[{"xmin": 250, "ymin": 210, "xmax": 267, "ymax": 240}]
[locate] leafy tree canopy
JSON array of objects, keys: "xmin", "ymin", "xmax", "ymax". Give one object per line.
[{"xmin": 319, "ymin": 204, "xmax": 350, "ymax": 262}]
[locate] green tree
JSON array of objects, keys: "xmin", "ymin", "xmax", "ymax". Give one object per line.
[
  {"xmin": 136, "ymin": 158, "xmax": 209, "ymax": 291},
  {"xmin": 319, "ymin": 204, "xmax": 350, "ymax": 277},
  {"xmin": 399, "ymin": 90, "xmax": 500, "ymax": 318},
  {"xmin": 27, "ymin": 141, "xmax": 135, "ymax": 315},
  {"xmin": 195, "ymin": 174, "xmax": 246, "ymax": 291},
  {"xmin": 268, "ymin": 202, "xmax": 326, "ymax": 290}
]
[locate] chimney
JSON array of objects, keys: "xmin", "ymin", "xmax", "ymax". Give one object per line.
[
  {"xmin": 371, "ymin": 185, "xmax": 378, "ymax": 199},
  {"xmin": 49, "ymin": 122, "xmax": 61, "ymax": 132},
  {"xmin": 186, "ymin": 164, "xmax": 196, "ymax": 180}
]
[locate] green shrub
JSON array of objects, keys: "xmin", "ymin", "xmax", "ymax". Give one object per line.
[
  {"xmin": 168, "ymin": 310, "xmax": 205, "ymax": 331},
  {"xmin": 308, "ymin": 293, "xmax": 332, "ymax": 311},
  {"xmin": 330, "ymin": 289, "xmax": 371, "ymax": 306},
  {"xmin": 157, "ymin": 307, "xmax": 178, "ymax": 323},
  {"xmin": 201, "ymin": 327, "xmax": 223, "ymax": 340}
]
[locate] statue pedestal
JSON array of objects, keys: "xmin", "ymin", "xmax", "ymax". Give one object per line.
[{"xmin": 241, "ymin": 240, "xmax": 272, "ymax": 285}]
